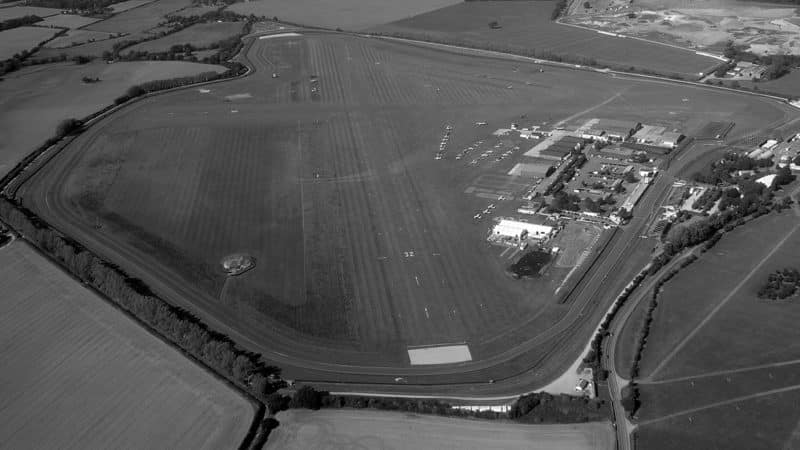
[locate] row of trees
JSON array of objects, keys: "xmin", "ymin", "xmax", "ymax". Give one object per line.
[
  {"xmin": 275, "ymin": 386, "xmax": 609, "ymax": 424},
  {"xmin": 0, "ymin": 198, "xmax": 284, "ymax": 402},
  {"xmin": 0, "ymin": 28, "xmax": 67, "ymax": 78},
  {"xmin": 113, "ymin": 64, "xmax": 246, "ymax": 105},
  {"xmin": 0, "ymin": 15, "xmax": 42, "ymax": 31}
]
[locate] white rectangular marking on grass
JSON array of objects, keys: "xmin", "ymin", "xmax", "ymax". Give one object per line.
[
  {"xmin": 258, "ymin": 32, "xmax": 302, "ymax": 40},
  {"xmin": 408, "ymin": 344, "xmax": 472, "ymax": 365}
]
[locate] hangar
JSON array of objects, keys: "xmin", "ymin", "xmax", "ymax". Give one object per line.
[{"xmin": 492, "ymin": 219, "xmax": 553, "ymax": 240}]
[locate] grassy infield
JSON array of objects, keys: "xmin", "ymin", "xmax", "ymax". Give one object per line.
[{"xmin": 2, "ymin": 0, "xmax": 799, "ymax": 448}]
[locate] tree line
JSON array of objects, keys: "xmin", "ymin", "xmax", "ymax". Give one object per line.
[
  {"xmin": 269, "ymin": 385, "xmax": 609, "ymax": 424},
  {"xmin": 0, "ymin": 15, "xmax": 42, "ymax": 32}
]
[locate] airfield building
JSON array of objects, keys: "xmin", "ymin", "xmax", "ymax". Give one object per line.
[
  {"xmin": 633, "ymin": 125, "xmax": 684, "ymax": 149},
  {"xmin": 492, "ymin": 219, "xmax": 553, "ymax": 241},
  {"xmin": 582, "ymin": 119, "xmax": 641, "ymax": 142}
]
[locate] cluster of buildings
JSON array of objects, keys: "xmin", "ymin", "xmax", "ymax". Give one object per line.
[{"xmin": 581, "ymin": 119, "xmax": 684, "ymax": 150}]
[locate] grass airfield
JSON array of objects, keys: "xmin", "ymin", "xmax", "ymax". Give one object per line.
[{"xmin": 19, "ymin": 31, "xmax": 795, "ymax": 379}]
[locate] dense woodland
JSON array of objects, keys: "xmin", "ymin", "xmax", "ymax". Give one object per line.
[{"xmin": 758, "ymin": 268, "xmax": 800, "ymax": 300}]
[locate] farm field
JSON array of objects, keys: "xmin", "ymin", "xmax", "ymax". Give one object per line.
[
  {"xmin": 43, "ymin": 29, "xmax": 117, "ymax": 49},
  {"xmin": 0, "ymin": 5, "xmax": 60, "ymax": 20},
  {"xmin": 19, "ymin": 32, "xmax": 797, "ymax": 383},
  {"xmin": 35, "ymin": 33, "xmax": 140, "ymax": 59},
  {"xmin": 0, "ymin": 241, "xmax": 255, "ymax": 449},
  {"xmin": 636, "ymin": 388, "xmax": 800, "ymax": 450},
  {"xmin": 614, "ymin": 198, "xmax": 800, "ymax": 448},
  {"xmin": 0, "ymin": 26, "xmax": 59, "ymax": 60},
  {"xmin": 85, "ymin": 0, "xmax": 192, "ymax": 34},
  {"xmin": 40, "ymin": 13, "xmax": 100, "ymax": 28},
  {"xmin": 226, "ymin": 0, "xmax": 462, "ymax": 31},
  {"xmin": 371, "ymin": 1, "xmax": 722, "ymax": 79},
  {"xmin": 634, "ymin": 210, "xmax": 800, "ymax": 380},
  {"xmin": 109, "ymin": 0, "xmax": 155, "ymax": 13},
  {"xmin": 125, "ymin": 21, "xmax": 243, "ymax": 53},
  {"xmin": 267, "ymin": 409, "xmax": 615, "ymax": 450},
  {"xmin": 0, "ymin": 60, "xmax": 226, "ymax": 178}
]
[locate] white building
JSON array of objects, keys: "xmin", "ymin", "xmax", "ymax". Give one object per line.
[{"xmin": 491, "ymin": 219, "xmax": 553, "ymax": 240}]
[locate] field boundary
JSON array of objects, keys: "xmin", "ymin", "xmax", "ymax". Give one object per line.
[{"xmin": 0, "ymin": 231, "xmax": 267, "ymax": 449}]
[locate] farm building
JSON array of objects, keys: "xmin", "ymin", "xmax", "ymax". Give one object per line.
[
  {"xmin": 491, "ymin": 219, "xmax": 553, "ymax": 240},
  {"xmin": 632, "ymin": 125, "xmax": 684, "ymax": 149},
  {"xmin": 582, "ymin": 119, "xmax": 641, "ymax": 142}
]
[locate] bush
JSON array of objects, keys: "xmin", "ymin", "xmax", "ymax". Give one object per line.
[{"xmin": 56, "ymin": 118, "xmax": 83, "ymax": 137}]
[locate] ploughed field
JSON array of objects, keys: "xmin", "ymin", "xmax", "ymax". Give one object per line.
[
  {"xmin": 20, "ymin": 32, "xmax": 792, "ymax": 372},
  {"xmin": 0, "ymin": 241, "xmax": 254, "ymax": 449}
]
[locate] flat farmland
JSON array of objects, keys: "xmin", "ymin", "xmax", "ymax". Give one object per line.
[
  {"xmin": 0, "ymin": 241, "xmax": 254, "ymax": 449},
  {"xmin": 636, "ymin": 388, "xmax": 800, "ymax": 450},
  {"xmin": 268, "ymin": 409, "xmax": 614, "ymax": 450},
  {"xmin": 85, "ymin": 0, "xmax": 192, "ymax": 33},
  {"xmin": 20, "ymin": 32, "xmax": 796, "ymax": 380},
  {"xmin": 125, "ymin": 21, "xmax": 243, "ymax": 53},
  {"xmin": 226, "ymin": 0, "xmax": 462, "ymax": 31},
  {"xmin": 0, "ymin": 26, "xmax": 59, "ymax": 60},
  {"xmin": 0, "ymin": 60, "xmax": 225, "ymax": 178},
  {"xmin": 39, "ymin": 13, "xmax": 100, "ymax": 29},
  {"xmin": 0, "ymin": 5, "xmax": 60, "ymax": 20},
  {"xmin": 616, "ymin": 199, "xmax": 800, "ymax": 449},
  {"xmin": 634, "ymin": 210, "xmax": 800, "ymax": 381},
  {"xmin": 371, "ymin": 1, "xmax": 721, "ymax": 79},
  {"xmin": 43, "ymin": 29, "xmax": 117, "ymax": 49}
]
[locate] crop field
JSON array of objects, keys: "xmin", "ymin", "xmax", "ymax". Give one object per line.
[
  {"xmin": 35, "ymin": 33, "xmax": 140, "ymax": 59},
  {"xmin": 226, "ymin": 0, "xmax": 462, "ymax": 31},
  {"xmin": 43, "ymin": 29, "xmax": 117, "ymax": 49},
  {"xmin": 125, "ymin": 21, "xmax": 243, "ymax": 53},
  {"xmin": 109, "ymin": 0, "xmax": 155, "ymax": 13},
  {"xmin": 634, "ymin": 211, "xmax": 800, "ymax": 380},
  {"xmin": 637, "ymin": 389, "xmax": 800, "ymax": 450},
  {"xmin": 0, "ymin": 5, "xmax": 60, "ymax": 20},
  {"xmin": 40, "ymin": 13, "xmax": 100, "ymax": 29},
  {"xmin": 86, "ymin": 0, "xmax": 192, "ymax": 34},
  {"xmin": 268, "ymin": 409, "xmax": 615, "ymax": 450},
  {"xmin": 371, "ymin": 1, "xmax": 721, "ymax": 79},
  {"xmin": 0, "ymin": 60, "xmax": 225, "ymax": 178},
  {"xmin": 0, "ymin": 241, "xmax": 254, "ymax": 449},
  {"xmin": 0, "ymin": 26, "xmax": 59, "ymax": 60},
  {"xmin": 20, "ymin": 32, "xmax": 795, "ymax": 374},
  {"xmin": 615, "ymin": 203, "xmax": 800, "ymax": 448}
]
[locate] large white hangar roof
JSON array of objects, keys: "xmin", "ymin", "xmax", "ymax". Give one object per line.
[{"xmin": 493, "ymin": 219, "xmax": 553, "ymax": 238}]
